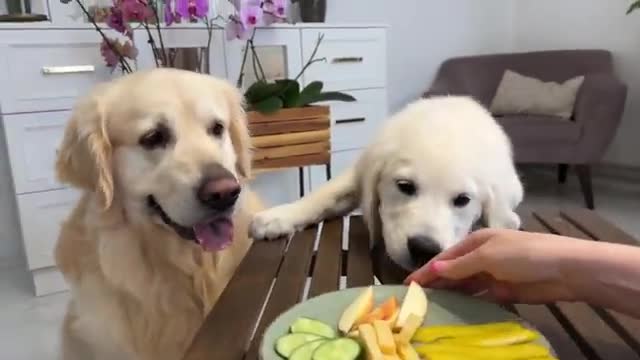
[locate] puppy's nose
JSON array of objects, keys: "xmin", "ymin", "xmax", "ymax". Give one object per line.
[
  {"xmin": 408, "ymin": 236, "xmax": 442, "ymax": 266},
  {"xmin": 197, "ymin": 169, "xmax": 241, "ymax": 211}
]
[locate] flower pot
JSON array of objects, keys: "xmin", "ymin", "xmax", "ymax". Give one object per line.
[
  {"xmin": 299, "ymin": 0, "xmax": 326, "ymax": 23},
  {"xmin": 248, "ymin": 106, "xmax": 331, "ymax": 171}
]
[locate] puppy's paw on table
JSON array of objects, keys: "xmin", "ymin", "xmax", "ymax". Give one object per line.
[{"xmin": 250, "ymin": 206, "xmax": 304, "ymax": 241}]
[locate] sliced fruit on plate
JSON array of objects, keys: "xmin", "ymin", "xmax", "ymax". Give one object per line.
[
  {"xmin": 358, "ymin": 323, "xmax": 384, "ymax": 360},
  {"xmin": 395, "ymin": 282, "xmax": 428, "ymax": 329},
  {"xmin": 275, "ymin": 333, "xmax": 323, "ymax": 358},
  {"xmin": 338, "ymin": 286, "xmax": 374, "ymax": 334},
  {"xmin": 311, "ymin": 338, "xmax": 361, "ymax": 360},
  {"xmin": 289, "ymin": 339, "xmax": 328, "ymax": 360},
  {"xmin": 396, "ymin": 313, "xmax": 422, "ymax": 344},
  {"xmin": 290, "ymin": 318, "xmax": 336, "ymax": 338},
  {"xmin": 412, "ymin": 321, "xmax": 524, "ymax": 343},
  {"xmin": 356, "ymin": 296, "xmax": 399, "ymax": 327},
  {"xmin": 373, "ymin": 320, "xmax": 396, "ymax": 355}
]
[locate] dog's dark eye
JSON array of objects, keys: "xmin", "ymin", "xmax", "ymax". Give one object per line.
[
  {"xmin": 139, "ymin": 125, "xmax": 171, "ymax": 150},
  {"xmin": 453, "ymin": 193, "xmax": 471, "ymax": 208},
  {"xmin": 396, "ymin": 179, "xmax": 417, "ymax": 196},
  {"xmin": 208, "ymin": 122, "xmax": 225, "ymax": 138}
]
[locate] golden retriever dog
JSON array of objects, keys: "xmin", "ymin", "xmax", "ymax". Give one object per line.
[
  {"xmin": 54, "ymin": 68, "xmax": 261, "ymax": 360},
  {"xmin": 251, "ymin": 96, "xmax": 523, "ymax": 270}
]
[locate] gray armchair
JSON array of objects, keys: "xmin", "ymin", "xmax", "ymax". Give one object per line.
[{"xmin": 425, "ymin": 50, "xmax": 628, "ymax": 209}]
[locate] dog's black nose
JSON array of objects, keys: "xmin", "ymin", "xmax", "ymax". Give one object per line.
[
  {"xmin": 408, "ymin": 236, "xmax": 442, "ymax": 266},
  {"xmin": 197, "ymin": 166, "xmax": 241, "ymax": 211}
]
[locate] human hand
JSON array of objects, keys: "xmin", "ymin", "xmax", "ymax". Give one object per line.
[{"xmin": 405, "ymin": 228, "xmax": 583, "ymax": 304}]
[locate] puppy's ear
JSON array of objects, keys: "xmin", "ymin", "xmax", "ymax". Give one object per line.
[
  {"xmin": 56, "ymin": 89, "xmax": 114, "ymax": 210},
  {"xmin": 223, "ymin": 82, "xmax": 252, "ymax": 179},
  {"xmin": 356, "ymin": 146, "xmax": 386, "ymax": 249},
  {"xmin": 482, "ymin": 178, "xmax": 523, "ymax": 230}
]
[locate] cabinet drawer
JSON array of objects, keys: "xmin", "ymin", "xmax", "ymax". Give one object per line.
[
  {"xmin": 328, "ymin": 89, "xmax": 387, "ymax": 151},
  {"xmin": 0, "ymin": 30, "xmax": 115, "ymax": 113},
  {"xmin": 3, "ymin": 111, "xmax": 69, "ymax": 194},
  {"xmin": 17, "ymin": 189, "xmax": 80, "ymax": 270},
  {"xmin": 301, "ymin": 29, "xmax": 386, "ymax": 91}
]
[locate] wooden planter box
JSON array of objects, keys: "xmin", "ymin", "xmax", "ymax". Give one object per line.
[{"xmin": 248, "ymin": 106, "xmax": 331, "ymax": 171}]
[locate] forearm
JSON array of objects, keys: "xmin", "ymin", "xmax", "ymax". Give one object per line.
[{"xmin": 560, "ymin": 240, "xmax": 640, "ymax": 318}]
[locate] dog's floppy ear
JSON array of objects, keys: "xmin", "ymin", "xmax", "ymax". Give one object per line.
[
  {"xmin": 482, "ymin": 178, "xmax": 523, "ymax": 230},
  {"xmin": 223, "ymin": 82, "xmax": 252, "ymax": 179},
  {"xmin": 356, "ymin": 146, "xmax": 386, "ymax": 249},
  {"xmin": 56, "ymin": 88, "xmax": 114, "ymax": 210}
]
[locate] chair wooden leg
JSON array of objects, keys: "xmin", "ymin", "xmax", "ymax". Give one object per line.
[
  {"xmin": 576, "ymin": 165, "xmax": 595, "ymax": 209},
  {"xmin": 558, "ymin": 164, "xmax": 569, "ymax": 184}
]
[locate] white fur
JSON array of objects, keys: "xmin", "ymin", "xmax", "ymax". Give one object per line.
[{"xmin": 251, "ymin": 96, "xmax": 523, "ymax": 269}]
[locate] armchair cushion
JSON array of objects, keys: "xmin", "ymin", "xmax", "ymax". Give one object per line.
[{"xmin": 490, "ymin": 70, "xmax": 585, "ymax": 119}]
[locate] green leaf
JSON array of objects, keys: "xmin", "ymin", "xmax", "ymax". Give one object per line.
[
  {"xmin": 251, "ymin": 96, "xmax": 283, "ymax": 114},
  {"xmin": 244, "ymin": 81, "xmax": 286, "ymax": 104},
  {"xmin": 277, "ymin": 79, "xmax": 301, "ymax": 108},
  {"xmin": 295, "ymin": 81, "xmax": 324, "ymax": 107},
  {"xmin": 308, "ymin": 91, "xmax": 357, "ymax": 104},
  {"xmin": 627, "ymin": 0, "xmax": 640, "ymax": 14}
]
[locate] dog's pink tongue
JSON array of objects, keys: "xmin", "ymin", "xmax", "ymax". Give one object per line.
[{"xmin": 193, "ymin": 218, "xmax": 234, "ymax": 252}]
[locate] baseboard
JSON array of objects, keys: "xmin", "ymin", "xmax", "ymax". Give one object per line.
[{"xmin": 518, "ymin": 163, "xmax": 640, "ymax": 188}]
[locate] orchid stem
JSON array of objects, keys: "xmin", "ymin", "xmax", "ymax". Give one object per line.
[{"xmin": 74, "ymin": 0, "xmax": 132, "ymax": 73}]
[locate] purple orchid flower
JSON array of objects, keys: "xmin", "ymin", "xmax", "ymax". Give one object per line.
[
  {"xmin": 100, "ymin": 38, "xmax": 120, "ymax": 67},
  {"xmin": 239, "ymin": 2, "xmax": 263, "ymax": 29},
  {"xmin": 119, "ymin": 0, "xmax": 153, "ymax": 22},
  {"xmin": 164, "ymin": 0, "xmax": 177, "ymax": 25},
  {"xmin": 225, "ymin": 14, "xmax": 250, "ymax": 40},
  {"xmin": 107, "ymin": 6, "xmax": 127, "ymax": 33},
  {"xmin": 175, "ymin": 0, "xmax": 207, "ymax": 20},
  {"xmin": 265, "ymin": 0, "xmax": 287, "ymax": 18}
]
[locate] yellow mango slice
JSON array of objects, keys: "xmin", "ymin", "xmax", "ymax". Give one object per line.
[
  {"xmin": 436, "ymin": 327, "xmax": 539, "ymax": 347},
  {"xmin": 415, "ymin": 343, "xmax": 551, "ymax": 359},
  {"xmin": 412, "ymin": 321, "xmax": 524, "ymax": 343}
]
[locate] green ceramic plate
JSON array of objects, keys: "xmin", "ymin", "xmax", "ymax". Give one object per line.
[{"xmin": 260, "ymin": 285, "xmax": 553, "ymax": 360}]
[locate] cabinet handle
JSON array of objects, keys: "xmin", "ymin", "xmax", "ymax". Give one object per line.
[
  {"xmin": 336, "ymin": 117, "xmax": 365, "ymax": 124},
  {"xmin": 331, "ymin": 57, "xmax": 363, "ymax": 64},
  {"xmin": 42, "ymin": 65, "xmax": 95, "ymax": 75}
]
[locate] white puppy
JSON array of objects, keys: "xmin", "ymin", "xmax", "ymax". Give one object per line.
[{"xmin": 251, "ymin": 96, "xmax": 523, "ymax": 270}]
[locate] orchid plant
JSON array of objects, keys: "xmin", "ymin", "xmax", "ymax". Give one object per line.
[
  {"xmin": 60, "ymin": 0, "xmax": 290, "ymax": 74},
  {"xmin": 60, "ymin": 0, "xmax": 355, "ymax": 114},
  {"xmin": 628, "ymin": 0, "xmax": 640, "ymax": 14}
]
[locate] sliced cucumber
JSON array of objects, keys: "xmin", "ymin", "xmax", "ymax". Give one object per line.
[
  {"xmin": 312, "ymin": 338, "xmax": 361, "ymax": 360},
  {"xmin": 275, "ymin": 333, "xmax": 323, "ymax": 358},
  {"xmin": 290, "ymin": 318, "xmax": 336, "ymax": 338},
  {"xmin": 289, "ymin": 339, "xmax": 329, "ymax": 360}
]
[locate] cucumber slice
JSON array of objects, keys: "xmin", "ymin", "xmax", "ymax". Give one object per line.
[
  {"xmin": 290, "ymin": 318, "xmax": 336, "ymax": 338},
  {"xmin": 289, "ymin": 339, "xmax": 329, "ymax": 360},
  {"xmin": 312, "ymin": 338, "xmax": 361, "ymax": 360},
  {"xmin": 275, "ymin": 333, "xmax": 323, "ymax": 358}
]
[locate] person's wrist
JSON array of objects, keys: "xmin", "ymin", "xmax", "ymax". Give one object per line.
[{"xmin": 555, "ymin": 238, "xmax": 601, "ymax": 303}]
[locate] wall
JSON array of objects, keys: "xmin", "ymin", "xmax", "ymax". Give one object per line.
[
  {"xmin": 326, "ymin": 0, "xmax": 515, "ymax": 112},
  {"xmin": 512, "ymin": 0, "xmax": 640, "ymax": 167}
]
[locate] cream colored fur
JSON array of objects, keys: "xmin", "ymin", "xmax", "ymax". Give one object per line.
[
  {"xmin": 55, "ymin": 69, "xmax": 261, "ymax": 360},
  {"xmin": 251, "ymin": 96, "xmax": 523, "ymax": 269}
]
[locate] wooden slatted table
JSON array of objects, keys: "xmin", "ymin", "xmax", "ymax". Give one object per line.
[{"xmin": 183, "ymin": 209, "xmax": 640, "ymax": 360}]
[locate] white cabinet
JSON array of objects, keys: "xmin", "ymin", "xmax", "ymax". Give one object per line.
[
  {"xmin": 0, "ymin": 30, "xmax": 117, "ymax": 114},
  {"xmin": 301, "ymin": 28, "xmax": 387, "ymax": 91},
  {"xmin": 3, "ymin": 111, "xmax": 70, "ymax": 194},
  {"xmin": 0, "ymin": 24, "xmax": 388, "ymax": 296},
  {"xmin": 16, "ymin": 188, "xmax": 80, "ymax": 271}
]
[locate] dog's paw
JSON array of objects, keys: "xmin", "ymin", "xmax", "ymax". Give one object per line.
[{"xmin": 250, "ymin": 205, "xmax": 303, "ymax": 241}]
